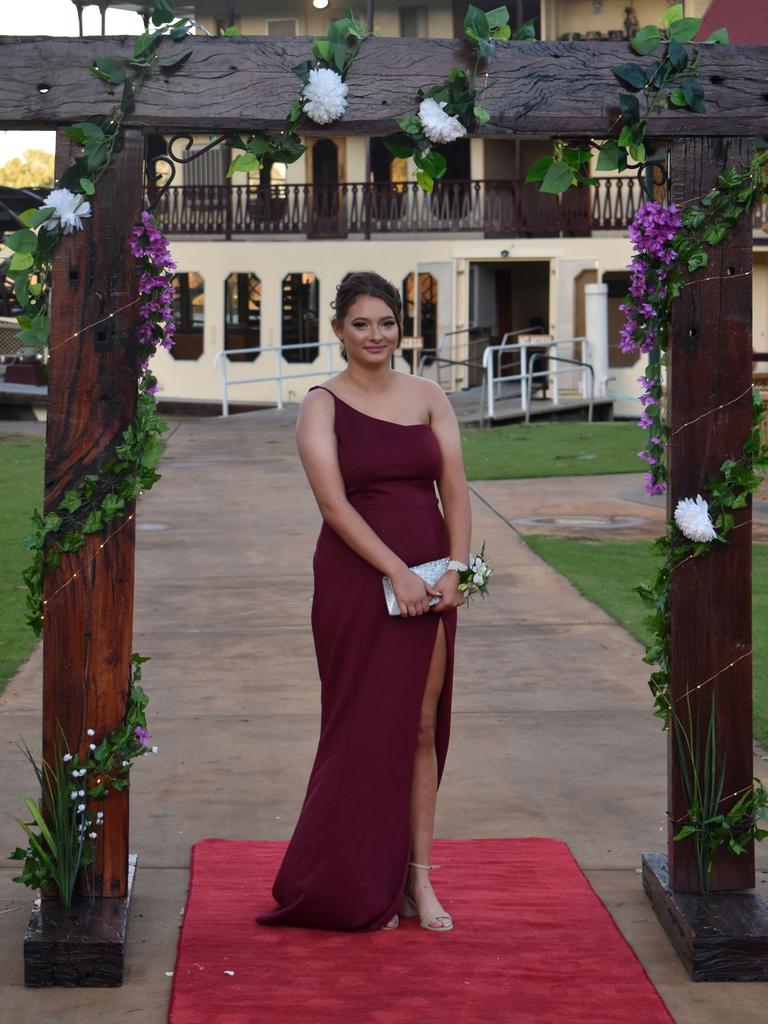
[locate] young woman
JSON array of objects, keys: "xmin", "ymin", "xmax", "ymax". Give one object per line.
[{"xmin": 255, "ymin": 271, "xmax": 471, "ymax": 933}]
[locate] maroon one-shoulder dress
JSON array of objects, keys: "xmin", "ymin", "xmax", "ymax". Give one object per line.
[{"xmin": 255, "ymin": 384, "xmax": 458, "ymax": 932}]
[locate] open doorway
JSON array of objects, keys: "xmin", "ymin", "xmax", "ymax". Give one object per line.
[{"xmin": 468, "ymin": 260, "xmax": 550, "ymax": 389}]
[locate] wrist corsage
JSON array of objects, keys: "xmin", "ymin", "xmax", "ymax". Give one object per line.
[{"xmin": 455, "ymin": 541, "xmax": 493, "ymax": 605}]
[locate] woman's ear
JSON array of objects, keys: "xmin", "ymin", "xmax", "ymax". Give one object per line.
[{"xmin": 331, "ymin": 318, "xmax": 343, "ymax": 342}]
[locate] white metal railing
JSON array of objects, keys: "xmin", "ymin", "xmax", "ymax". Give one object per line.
[
  {"xmin": 481, "ymin": 337, "xmax": 593, "ymax": 418},
  {"xmin": 526, "ymin": 352, "xmax": 595, "ymax": 423},
  {"xmin": 213, "ymin": 340, "xmax": 341, "ymax": 415},
  {"xmin": 425, "ymin": 326, "xmax": 494, "ymax": 389}
]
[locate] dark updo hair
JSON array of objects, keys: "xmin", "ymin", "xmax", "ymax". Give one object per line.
[{"xmin": 331, "ymin": 272, "xmax": 403, "ymax": 357}]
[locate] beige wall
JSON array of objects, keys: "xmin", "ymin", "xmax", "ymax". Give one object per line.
[
  {"xmin": 196, "ymin": 0, "xmax": 706, "ymax": 40},
  {"xmin": 196, "ymin": 0, "xmax": 453, "ymax": 37},
  {"xmin": 155, "ymin": 234, "xmax": 650, "ymax": 415},
  {"xmin": 546, "ymin": 0, "xmax": 699, "ymax": 39},
  {"xmin": 755, "ymin": 253, "xmax": 768, "ymax": 357}
]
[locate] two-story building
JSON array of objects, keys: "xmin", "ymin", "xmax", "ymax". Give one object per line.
[{"xmin": 109, "ymin": 0, "xmax": 768, "ymax": 418}]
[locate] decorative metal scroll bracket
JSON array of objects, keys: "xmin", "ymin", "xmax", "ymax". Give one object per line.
[{"xmin": 146, "ymin": 133, "xmax": 231, "ymax": 207}]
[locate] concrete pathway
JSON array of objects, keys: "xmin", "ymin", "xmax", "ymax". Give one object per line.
[{"xmin": 0, "ymin": 409, "xmax": 766, "ymax": 1023}]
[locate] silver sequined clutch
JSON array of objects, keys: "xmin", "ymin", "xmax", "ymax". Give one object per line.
[{"xmin": 382, "ymin": 557, "xmax": 450, "ymax": 616}]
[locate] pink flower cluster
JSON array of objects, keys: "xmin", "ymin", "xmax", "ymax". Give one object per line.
[
  {"xmin": 129, "ymin": 211, "xmax": 177, "ymax": 402},
  {"xmin": 619, "ymin": 201, "xmax": 682, "ymax": 496}
]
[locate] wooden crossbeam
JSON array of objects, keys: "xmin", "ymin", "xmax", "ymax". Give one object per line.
[{"xmin": 0, "ymin": 35, "xmax": 767, "ymax": 135}]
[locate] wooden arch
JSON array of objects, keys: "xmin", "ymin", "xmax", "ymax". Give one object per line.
[{"xmin": 1, "ymin": 32, "xmax": 766, "ymax": 982}]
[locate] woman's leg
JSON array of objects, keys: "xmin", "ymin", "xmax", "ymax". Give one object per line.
[{"xmin": 407, "ymin": 616, "xmax": 451, "ymax": 927}]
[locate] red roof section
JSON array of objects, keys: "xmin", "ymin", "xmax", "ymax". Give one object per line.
[{"xmin": 697, "ymin": 0, "xmax": 768, "ymax": 44}]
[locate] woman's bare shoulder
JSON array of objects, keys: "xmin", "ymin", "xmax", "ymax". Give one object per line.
[
  {"xmin": 297, "ymin": 386, "xmax": 337, "ymax": 433},
  {"xmin": 396, "ymin": 372, "xmax": 450, "ymax": 415}
]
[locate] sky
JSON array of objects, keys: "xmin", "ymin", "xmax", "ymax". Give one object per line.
[{"xmin": 0, "ymin": 1, "xmax": 146, "ymax": 166}]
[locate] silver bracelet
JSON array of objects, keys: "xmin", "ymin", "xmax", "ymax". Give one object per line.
[{"xmin": 447, "ymin": 559, "xmax": 468, "ymax": 572}]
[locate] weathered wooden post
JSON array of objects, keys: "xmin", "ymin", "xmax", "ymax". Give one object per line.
[
  {"xmin": 25, "ymin": 128, "xmax": 145, "ymax": 987},
  {"xmin": 640, "ymin": 136, "xmax": 768, "ymax": 978}
]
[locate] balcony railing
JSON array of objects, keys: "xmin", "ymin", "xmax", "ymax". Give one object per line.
[{"xmin": 153, "ymin": 178, "xmax": 768, "ymax": 240}]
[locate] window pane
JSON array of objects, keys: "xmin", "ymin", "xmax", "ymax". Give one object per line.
[
  {"xmin": 401, "ymin": 272, "xmax": 437, "ymax": 368},
  {"xmin": 170, "ymin": 272, "xmax": 204, "ymax": 361},
  {"xmin": 225, "ymin": 273, "xmax": 261, "ymax": 363},
  {"xmin": 282, "ymin": 272, "xmax": 319, "ymax": 363}
]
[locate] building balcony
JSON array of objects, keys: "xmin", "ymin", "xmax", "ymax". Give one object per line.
[{"xmin": 154, "ymin": 177, "xmax": 653, "ymax": 240}]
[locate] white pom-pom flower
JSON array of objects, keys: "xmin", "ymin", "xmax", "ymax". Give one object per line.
[
  {"xmin": 42, "ymin": 188, "xmax": 92, "ymax": 235},
  {"xmin": 302, "ymin": 67, "xmax": 348, "ymax": 125},
  {"xmin": 418, "ymin": 98, "xmax": 467, "ymax": 144},
  {"xmin": 673, "ymin": 494, "xmax": 717, "ymax": 543}
]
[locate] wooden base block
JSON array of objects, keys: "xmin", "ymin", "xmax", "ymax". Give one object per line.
[
  {"xmin": 642, "ymin": 851, "xmax": 768, "ymax": 980},
  {"xmin": 23, "ymin": 853, "xmax": 137, "ymax": 987}
]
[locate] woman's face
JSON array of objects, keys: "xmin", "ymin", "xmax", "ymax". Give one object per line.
[{"xmin": 333, "ymin": 294, "xmax": 400, "ymax": 363}]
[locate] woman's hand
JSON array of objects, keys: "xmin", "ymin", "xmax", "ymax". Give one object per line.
[
  {"xmin": 429, "ymin": 571, "xmax": 466, "ymax": 613},
  {"xmin": 390, "ymin": 567, "xmax": 442, "ymax": 618}
]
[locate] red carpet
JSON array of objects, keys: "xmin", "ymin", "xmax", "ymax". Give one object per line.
[{"xmin": 167, "ymin": 837, "xmax": 674, "ymax": 1024}]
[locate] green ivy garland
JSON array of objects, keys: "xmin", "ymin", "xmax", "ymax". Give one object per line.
[
  {"xmin": 637, "ymin": 390, "xmax": 768, "ymax": 726},
  {"xmin": 526, "ymin": 4, "xmax": 729, "ymax": 195},
  {"xmin": 7, "ymin": 653, "xmax": 154, "ymax": 904},
  {"xmin": 4, "ymin": 1, "xmax": 194, "ymax": 901},
  {"xmin": 7, "ymin": 0, "xmax": 767, "ymax": 899},
  {"xmin": 226, "ymin": 11, "xmax": 369, "ymax": 179},
  {"xmin": 624, "ymin": 160, "xmax": 768, "ymax": 889},
  {"xmin": 383, "ymin": 5, "xmax": 533, "ymax": 193}
]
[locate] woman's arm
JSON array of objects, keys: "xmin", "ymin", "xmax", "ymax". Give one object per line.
[
  {"xmin": 423, "ymin": 382, "xmax": 472, "ymax": 613},
  {"xmin": 296, "ymin": 390, "xmax": 441, "ymax": 615},
  {"xmin": 429, "ymin": 385, "xmax": 472, "ymax": 565}
]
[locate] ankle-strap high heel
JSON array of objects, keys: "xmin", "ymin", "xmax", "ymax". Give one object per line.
[{"xmin": 402, "ymin": 861, "xmax": 453, "ymax": 930}]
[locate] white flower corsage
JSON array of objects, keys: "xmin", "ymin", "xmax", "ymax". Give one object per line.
[
  {"xmin": 457, "ymin": 542, "xmax": 493, "ymax": 603},
  {"xmin": 673, "ymin": 494, "xmax": 717, "ymax": 543}
]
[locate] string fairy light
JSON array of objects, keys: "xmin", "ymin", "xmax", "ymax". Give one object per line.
[
  {"xmin": 667, "ymin": 517, "xmax": 752, "ymax": 580},
  {"xmin": 671, "ymin": 649, "xmax": 752, "ymax": 706},
  {"xmin": 667, "ymin": 383, "xmax": 755, "ymax": 439},
  {"xmin": 47, "ymin": 297, "xmax": 142, "ymax": 355},
  {"xmin": 666, "ymin": 779, "xmax": 759, "ymax": 825},
  {"xmin": 680, "ymin": 269, "xmax": 752, "ymax": 289},
  {"xmin": 40, "ymin": 493, "xmax": 144, "ymax": 614}
]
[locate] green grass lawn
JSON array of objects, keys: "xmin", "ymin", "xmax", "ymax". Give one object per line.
[
  {"xmin": 521, "ymin": 535, "xmax": 768, "ymax": 750},
  {"xmin": 0, "ymin": 433, "xmax": 44, "ymax": 695},
  {"xmin": 461, "ymin": 421, "xmax": 644, "ymax": 480}
]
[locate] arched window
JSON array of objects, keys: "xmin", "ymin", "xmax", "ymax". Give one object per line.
[
  {"xmin": 402, "ymin": 272, "xmax": 438, "ymax": 369},
  {"xmin": 224, "ymin": 273, "xmax": 261, "ymax": 362},
  {"xmin": 170, "ymin": 272, "xmax": 204, "ymax": 360},
  {"xmin": 282, "ymin": 273, "xmax": 319, "ymax": 363}
]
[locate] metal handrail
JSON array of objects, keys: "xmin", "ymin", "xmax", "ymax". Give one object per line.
[
  {"xmin": 423, "ymin": 326, "xmax": 494, "ymax": 389},
  {"xmin": 213, "ymin": 339, "xmax": 340, "ymax": 415},
  {"xmin": 481, "ymin": 338, "xmax": 592, "ymax": 418},
  {"xmin": 526, "ymin": 353, "xmax": 595, "ymax": 424},
  {"xmin": 414, "ymin": 353, "xmax": 491, "ymax": 426}
]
